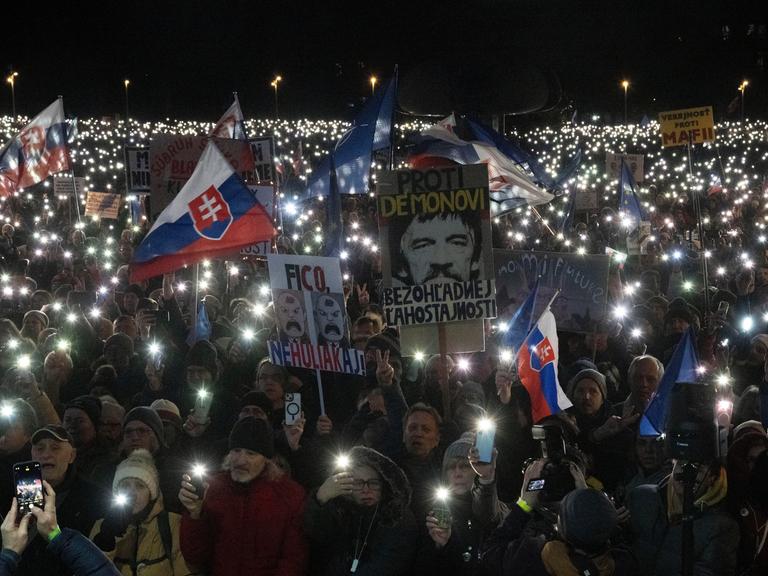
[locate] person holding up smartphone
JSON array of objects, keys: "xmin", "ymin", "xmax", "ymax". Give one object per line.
[
  {"xmin": 415, "ymin": 431, "xmax": 505, "ymax": 575},
  {"xmin": 0, "ymin": 481, "xmax": 120, "ymax": 576}
]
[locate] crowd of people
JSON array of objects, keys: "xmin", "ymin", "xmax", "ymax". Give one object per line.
[{"xmin": 0, "ymin": 116, "xmax": 767, "ymax": 576}]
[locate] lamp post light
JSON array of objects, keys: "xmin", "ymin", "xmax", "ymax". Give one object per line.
[
  {"xmin": 621, "ymin": 80, "xmax": 629, "ymax": 124},
  {"xmin": 6, "ymin": 72, "xmax": 18, "ymax": 118},
  {"xmin": 124, "ymin": 79, "xmax": 130, "ymax": 121},
  {"xmin": 370, "ymin": 75, "xmax": 377, "ymax": 96},
  {"xmin": 270, "ymin": 75, "xmax": 282, "ymax": 119},
  {"xmin": 738, "ymin": 80, "xmax": 749, "ymax": 122}
]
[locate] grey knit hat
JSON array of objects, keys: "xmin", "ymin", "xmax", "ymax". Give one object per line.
[
  {"xmin": 442, "ymin": 432, "xmax": 474, "ymax": 472},
  {"xmin": 566, "ymin": 369, "xmax": 607, "ymax": 402}
]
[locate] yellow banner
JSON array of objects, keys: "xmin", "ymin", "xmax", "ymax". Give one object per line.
[{"xmin": 658, "ymin": 106, "xmax": 715, "ymax": 148}]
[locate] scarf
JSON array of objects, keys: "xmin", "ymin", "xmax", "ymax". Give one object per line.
[
  {"xmin": 666, "ymin": 466, "xmax": 728, "ymax": 523},
  {"xmin": 541, "ymin": 540, "xmax": 616, "ymax": 576}
]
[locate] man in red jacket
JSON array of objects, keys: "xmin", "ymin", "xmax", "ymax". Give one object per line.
[{"xmin": 178, "ymin": 416, "xmax": 308, "ymax": 575}]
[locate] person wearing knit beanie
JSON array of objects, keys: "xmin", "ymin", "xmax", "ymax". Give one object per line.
[
  {"xmin": 112, "ymin": 449, "xmax": 159, "ymax": 502},
  {"xmin": 442, "ymin": 431, "xmax": 474, "ymax": 474},
  {"xmin": 21, "ymin": 310, "xmax": 48, "ymax": 341},
  {"xmin": 185, "ymin": 339, "xmax": 219, "ymax": 383},
  {"xmin": 63, "ymin": 395, "xmax": 102, "ymax": 448},
  {"xmin": 225, "ymin": 416, "xmax": 275, "ymax": 484},
  {"xmin": 123, "ymin": 406, "xmax": 166, "ymax": 453},
  {"xmin": 556, "ymin": 488, "xmax": 617, "ymax": 552},
  {"xmin": 150, "ymin": 399, "xmax": 182, "ymax": 429},
  {"xmin": 567, "ymin": 369, "xmax": 607, "ymax": 404},
  {"xmin": 239, "ymin": 391, "xmax": 274, "ymax": 421}
]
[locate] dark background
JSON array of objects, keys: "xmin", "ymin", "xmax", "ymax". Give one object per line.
[{"xmin": 3, "ymin": 0, "xmax": 766, "ymax": 123}]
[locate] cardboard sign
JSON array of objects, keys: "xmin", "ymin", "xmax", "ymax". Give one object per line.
[
  {"xmin": 376, "ymin": 164, "xmax": 497, "ymax": 327},
  {"xmin": 53, "ymin": 176, "xmax": 86, "ymax": 196},
  {"xmin": 606, "ymin": 152, "xmax": 644, "ymax": 183},
  {"xmin": 85, "ymin": 192, "xmax": 121, "ymax": 220},
  {"xmin": 149, "ymin": 135, "xmax": 254, "ymax": 218},
  {"xmin": 495, "ymin": 249, "xmax": 610, "ymax": 334},
  {"xmin": 658, "ymin": 106, "xmax": 715, "ymax": 148},
  {"xmin": 124, "ymin": 146, "xmax": 150, "ymax": 192},
  {"xmin": 266, "ymin": 254, "xmax": 365, "ymax": 376}
]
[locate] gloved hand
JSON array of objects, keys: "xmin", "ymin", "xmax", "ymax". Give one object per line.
[{"xmin": 94, "ymin": 498, "xmax": 133, "ymax": 551}]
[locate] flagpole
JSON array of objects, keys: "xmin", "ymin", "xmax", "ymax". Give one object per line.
[
  {"xmin": 687, "ymin": 142, "xmax": 710, "ymax": 317},
  {"xmin": 59, "ymin": 96, "xmax": 82, "ymax": 224},
  {"xmin": 191, "ymin": 263, "xmax": 200, "ymax": 341},
  {"xmin": 530, "ymin": 206, "xmax": 556, "ymax": 237},
  {"xmin": 388, "ymin": 65, "xmax": 398, "ymax": 171},
  {"xmin": 315, "ymin": 368, "xmax": 326, "ymax": 416}
]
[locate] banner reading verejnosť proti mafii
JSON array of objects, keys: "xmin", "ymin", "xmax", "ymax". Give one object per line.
[
  {"xmin": 249, "ymin": 137, "xmax": 276, "ymax": 183},
  {"xmin": 85, "ymin": 191, "xmax": 121, "ymax": 220},
  {"xmin": 377, "ymin": 164, "xmax": 497, "ymax": 326},
  {"xmin": 266, "ymin": 254, "xmax": 365, "ymax": 376},
  {"xmin": 658, "ymin": 106, "xmax": 715, "ymax": 148},
  {"xmin": 494, "ymin": 249, "xmax": 609, "ymax": 334},
  {"xmin": 124, "ymin": 146, "xmax": 150, "ymax": 193},
  {"xmin": 149, "ymin": 135, "xmax": 254, "ymax": 218},
  {"xmin": 606, "ymin": 152, "xmax": 644, "ymax": 183},
  {"xmin": 240, "ymin": 186, "xmax": 276, "ymax": 257},
  {"xmin": 53, "ymin": 176, "xmax": 86, "ymax": 196}
]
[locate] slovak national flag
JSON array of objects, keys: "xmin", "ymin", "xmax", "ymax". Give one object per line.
[
  {"xmin": 130, "ymin": 141, "xmax": 274, "ymax": 281},
  {"xmin": 209, "ymin": 95, "xmax": 248, "ymax": 140},
  {"xmin": 0, "ymin": 99, "xmax": 71, "ymax": 196},
  {"xmin": 516, "ymin": 308, "xmax": 573, "ymax": 423}
]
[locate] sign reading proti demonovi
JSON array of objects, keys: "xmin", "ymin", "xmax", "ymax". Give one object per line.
[{"xmin": 658, "ymin": 106, "xmax": 715, "ymax": 148}]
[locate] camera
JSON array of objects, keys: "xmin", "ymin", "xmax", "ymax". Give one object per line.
[
  {"xmin": 664, "ymin": 382, "xmax": 718, "ymax": 463},
  {"xmin": 530, "ymin": 423, "xmax": 576, "ymax": 503}
]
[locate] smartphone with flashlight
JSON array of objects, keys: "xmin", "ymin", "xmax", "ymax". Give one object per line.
[
  {"xmin": 475, "ymin": 420, "xmax": 496, "ymax": 464},
  {"xmin": 13, "ymin": 461, "xmax": 45, "ymax": 514},
  {"xmin": 189, "ymin": 464, "xmax": 206, "ymax": 494},
  {"xmin": 285, "ymin": 393, "xmax": 302, "ymax": 426}
]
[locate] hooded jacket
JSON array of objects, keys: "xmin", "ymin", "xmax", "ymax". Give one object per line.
[
  {"xmin": 180, "ymin": 464, "xmax": 308, "ymax": 576},
  {"xmin": 304, "ymin": 446, "xmax": 418, "ymax": 576},
  {"xmin": 90, "ymin": 495, "xmax": 191, "ymax": 576}
]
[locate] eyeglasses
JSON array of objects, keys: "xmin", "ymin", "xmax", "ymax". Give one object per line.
[
  {"xmin": 352, "ymin": 478, "xmax": 383, "ymax": 491},
  {"xmin": 124, "ymin": 427, "xmax": 153, "ymax": 437}
]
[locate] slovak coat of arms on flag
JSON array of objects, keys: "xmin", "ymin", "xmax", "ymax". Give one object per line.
[{"xmin": 188, "ymin": 184, "xmax": 233, "ymax": 240}]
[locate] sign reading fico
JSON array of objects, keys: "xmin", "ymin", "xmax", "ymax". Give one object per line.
[{"xmin": 658, "ymin": 106, "xmax": 715, "ymax": 148}]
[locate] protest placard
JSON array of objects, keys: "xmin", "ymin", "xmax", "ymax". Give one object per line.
[
  {"xmin": 239, "ymin": 186, "xmax": 276, "ymax": 257},
  {"xmin": 250, "ymin": 137, "xmax": 276, "ymax": 183},
  {"xmin": 376, "ymin": 164, "xmax": 497, "ymax": 327},
  {"xmin": 53, "ymin": 176, "xmax": 86, "ymax": 196},
  {"xmin": 149, "ymin": 135, "xmax": 254, "ymax": 218},
  {"xmin": 606, "ymin": 152, "xmax": 644, "ymax": 183},
  {"xmin": 495, "ymin": 249, "xmax": 610, "ymax": 333},
  {"xmin": 658, "ymin": 106, "xmax": 715, "ymax": 148},
  {"xmin": 266, "ymin": 254, "xmax": 365, "ymax": 376},
  {"xmin": 124, "ymin": 146, "xmax": 150, "ymax": 193},
  {"xmin": 85, "ymin": 191, "xmax": 121, "ymax": 220}
]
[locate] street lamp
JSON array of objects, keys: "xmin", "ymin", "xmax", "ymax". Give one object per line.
[
  {"xmin": 270, "ymin": 75, "xmax": 282, "ymax": 119},
  {"xmin": 123, "ymin": 79, "xmax": 130, "ymax": 121},
  {"xmin": 621, "ymin": 80, "xmax": 629, "ymax": 124},
  {"xmin": 369, "ymin": 75, "xmax": 377, "ymax": 96},
  {"xmin": 6, "ymin": 72, "xmax": 18, "ymax": 118},
  {"xmin": 738, "ymin": 79, "xmax": 749, "ymax": 122}
]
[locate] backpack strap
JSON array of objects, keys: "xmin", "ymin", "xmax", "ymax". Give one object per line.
[{"xmin": 156, "ymin": 511, "xmax": 174, "ymax": 576}]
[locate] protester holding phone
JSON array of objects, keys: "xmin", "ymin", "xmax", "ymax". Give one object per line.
[
  {"xmin": 91, "ymin": 449, "xmax": 190, "ymax": 576},
  {"xmin": 415, "ymin": 431, "xmax": 505, "ymax": 575},
  {"xmin": 1, "ymin": 482, "xmax": 120, "ymax": 576},
  {"xmin": 305, "ymin": 445, "xmax": 418, "ymax": 576}
]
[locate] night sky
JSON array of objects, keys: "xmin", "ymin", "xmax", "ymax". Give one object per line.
[{"xmin": 3, "ymin": 0, "xmax": 765, "ymax": 123}]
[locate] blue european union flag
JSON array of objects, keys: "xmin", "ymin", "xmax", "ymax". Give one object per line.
[
  {"xmin": 187, "ymin": 300, "xmax": 212, "ymax": 346},
  {"xmin": 502, "ymin": 278, "xmax": 539, "ymax": 353}
]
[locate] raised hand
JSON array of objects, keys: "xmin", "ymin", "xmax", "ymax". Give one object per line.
[{"xmin": 375, "ymin": 349, "xmax": 394, "ymax": 387}]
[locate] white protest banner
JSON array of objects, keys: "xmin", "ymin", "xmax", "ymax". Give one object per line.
[
  {"xmin": 124, "ymin": 146, "xmax": 150, "ymax": 192},
  {"xmin": 606, "ymin": 152, "xmax": 644, "ymax": 183},
  {"xmin": 85, "ymin": 192, "xmax": 121, "ymax": 220},
  {"xmin": 266, "ymin": 254, "xmax": 365, "ymax": 376},
  {"xmin": 149, "ymin": 135, "xmax": 254, "ymax": 218},
  {"xmin": 53, "ymin": 176, "xmax": 86, "ymax": 196},
  {"xmin": 376, "ymin": 164, "xmax": 497, "ymax": 327},
  {"xmin": 240, "ymin": 186, "xmax": 276, "ymax": 257}
]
